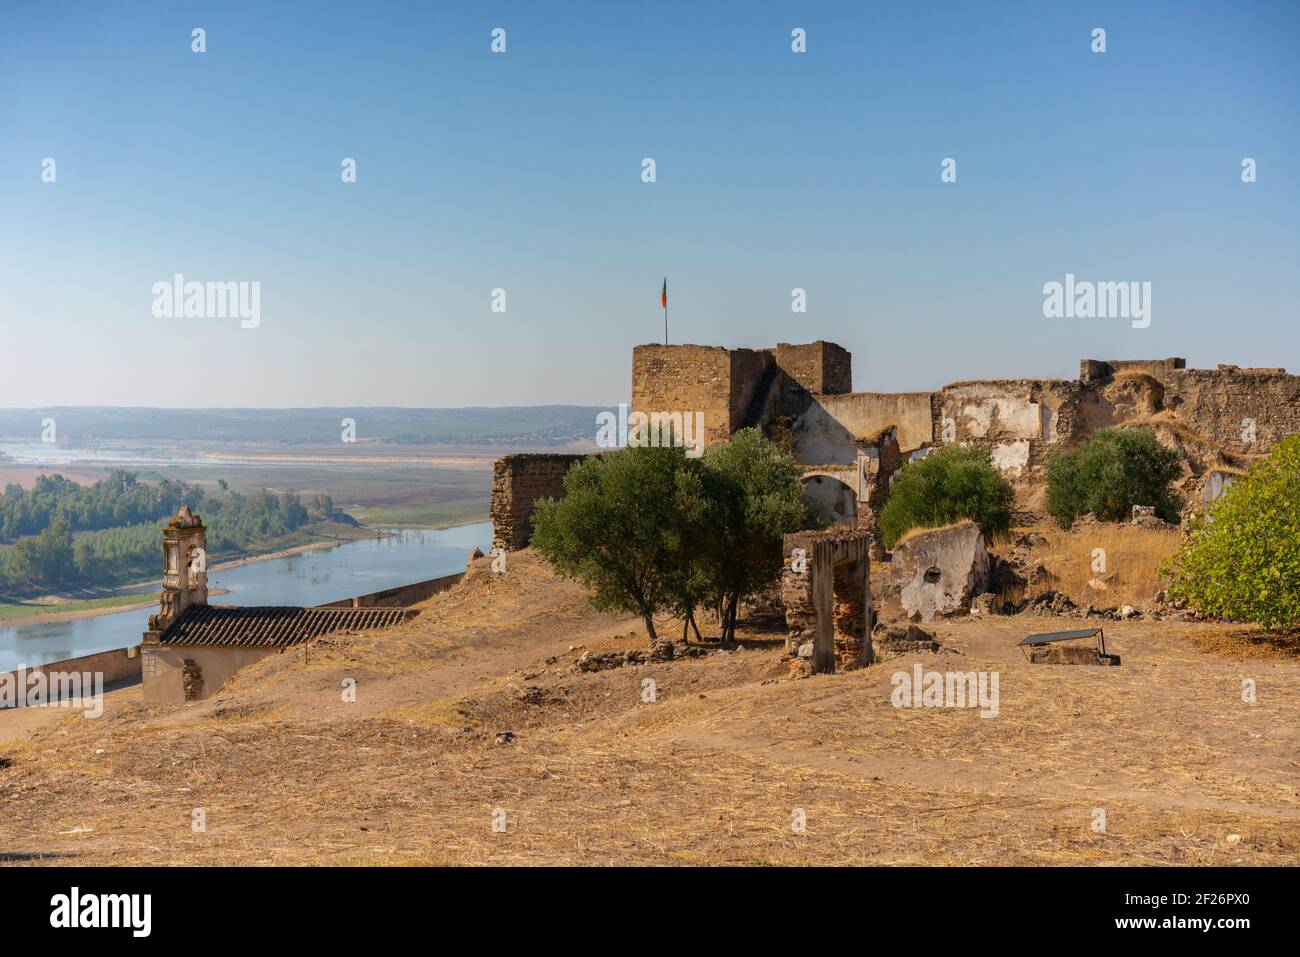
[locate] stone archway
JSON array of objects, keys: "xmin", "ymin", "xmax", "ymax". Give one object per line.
[
  {"xmin": 781, "ymin": 529, "xmax": 873, "ymax": 675},
  {"xmin": 801, "ymin": 473, "xmax": 856, "ymax": 526}
]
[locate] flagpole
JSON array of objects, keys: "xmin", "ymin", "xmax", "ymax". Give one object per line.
[{"xmin": 663, "ymin": 276, "xmax": 668, "ymax": 345}]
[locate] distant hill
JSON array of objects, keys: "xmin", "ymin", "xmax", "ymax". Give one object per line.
[{"xmin": 0, "ymin": 406, "xmax": 608, "ymax": 447}]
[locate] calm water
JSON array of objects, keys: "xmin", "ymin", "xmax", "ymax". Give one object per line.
[{"xmin": 0, "ymin": 523, "xmax": 491, "ymax": 671}]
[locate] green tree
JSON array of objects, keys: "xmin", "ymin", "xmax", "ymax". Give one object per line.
[
  {"xmin": 1045, "ymin": 427, "xmax": 1183, "ymax": 528},
  {"xmin": 878, "ymin": 444, "xmax": 1014, "ymax": 549},
  {"xmin": 1163, "ymin": 436, "xmax": 1300, "ymax": 631},
  {"xmin": 34, "ymin": 518, "xmax": 75, "ymax": 584},
  {"xmin": 531, "ymin": 446, "xmax": 708, "ymax": 640},
  {"xmin": 702, "ymin": 428, "xmax": 824, "ymax": 641},
  {"xmin": 73, "ymin": 537, "xmax": 96, "ymax": 580}
]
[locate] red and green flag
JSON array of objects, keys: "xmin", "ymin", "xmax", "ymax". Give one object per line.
[{"xmin": 660, "ymin": 278, "xmax": 667, "ymax": 309}]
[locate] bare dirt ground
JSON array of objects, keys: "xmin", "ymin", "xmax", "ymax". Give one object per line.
[{"xmin": 1, "ymin": 552, "xmax": 1296, "ymax": 866}]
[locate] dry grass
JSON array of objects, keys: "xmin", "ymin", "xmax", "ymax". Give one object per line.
[
  {"xmin": 1189, "ymin": 626, "xmax": 1300, "ymax": 661},
  {"xmin": 2, "ymin": 552, "xmax": 1297, "ymax": 866},
  {"xmin": 1126, "ymin": 410, "xmax": 1217, "ymax": 448},
  {"xmin": 1017, "ymin": 521, "xmax": 1183, "ymax": 608},
  {"xmin": 895, "ymin": 519, "xmax": 976, "ymax": 547}
]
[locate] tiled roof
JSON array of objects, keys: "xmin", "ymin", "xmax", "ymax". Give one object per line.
[{"xmin": 160, "ymin": 604, "xmax": 409, "ymax": 648}]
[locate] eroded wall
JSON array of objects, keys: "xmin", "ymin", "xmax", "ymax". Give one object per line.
[
  {"xmin": 932, "ymin": 379, "xmax": 1087, "ymax": 478},
  {"xmin": 632, "ymin": 344, "xmax": 761, "ymax": 448},
  {"xmin": 792, "ymin": 392, "xmax": 933, "ymax": 463},
  {"xmin": 143, "ymin": 645, "xmax": 275, "ymax": 703},
  {"xmin": 491, "ymin": 453, "xmax": 588, "ymax": 551}
]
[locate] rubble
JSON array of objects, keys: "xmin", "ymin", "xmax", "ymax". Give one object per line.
[{"xmin": 874, "ymin": 623, "xmax": 941, "ymax": 654}]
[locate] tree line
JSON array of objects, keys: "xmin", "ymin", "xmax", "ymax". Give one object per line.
[{"xmin": 0, "ymin": 471, "xmax": 338, "ymax": 595}]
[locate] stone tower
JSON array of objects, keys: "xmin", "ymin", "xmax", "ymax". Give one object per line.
[{"xmin": 143, "ymin": 506, "xmax": 208, "ymax": 642}]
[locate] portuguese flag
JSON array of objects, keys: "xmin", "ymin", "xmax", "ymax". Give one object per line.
[{"xmin": 660, "ymin": 277, "xmax": 667, "ymax": 308}]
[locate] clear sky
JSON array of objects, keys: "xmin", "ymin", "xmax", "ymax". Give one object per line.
[{"xmin": 2, "ymin": 0, "xmax": 1297, "ymax": 408}]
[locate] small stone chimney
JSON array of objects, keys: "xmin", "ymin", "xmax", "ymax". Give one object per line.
[{"xmin": 143, "ymin": 506, "xmax": 208, "ymax": 644}]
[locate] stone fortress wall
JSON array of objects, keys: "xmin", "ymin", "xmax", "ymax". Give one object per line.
[
  {"xmin": 631, "ymin": 340, "xmax": 1300, "ymax": 553},
  {"xmin": 490, "ymin": 339, "xmax": 1300, "ymax": 554}
]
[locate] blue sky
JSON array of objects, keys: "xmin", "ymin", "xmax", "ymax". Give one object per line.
[{"xmin": 2, "ymin": 0, "xmax": 1297, "ymax": 408}]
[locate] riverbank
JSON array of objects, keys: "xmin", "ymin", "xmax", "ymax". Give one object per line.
[
  {"xmin": 0, "ymin": 521, "xmax": 479, "ymax": 628},
  {"xmin": 0, "ymin": 587, "xmax": 233, "ymax": 626},
  {"xmin": 0, "ymin": 521, "xmax": 377, "ymax": 627}
]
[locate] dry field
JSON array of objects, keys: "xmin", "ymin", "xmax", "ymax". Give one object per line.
[
  {"xmin": 1, "ymin": 552, "xmax": 1297, "ymax": 866},
  {"xmin": 1002, "ymin": 521, "xmax": 1186, "ymax": 609}
]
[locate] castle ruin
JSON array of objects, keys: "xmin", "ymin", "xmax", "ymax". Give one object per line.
[{"xmin": 491, "ymin": 339, "xmax": 1300, "ymax": 560}]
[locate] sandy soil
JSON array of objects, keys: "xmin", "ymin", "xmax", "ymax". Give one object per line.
[
  {"xmin": 0, "ymin": 467, "xmax": 107, "ymax": 489},
  {"xmin": 1, "ymin": 551, "xmax": 1296, "ymax": 866}
]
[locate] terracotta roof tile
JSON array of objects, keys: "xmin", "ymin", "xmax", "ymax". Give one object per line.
[{"xmin": 160, "ymin": 605, "xmax": 408, "ymax": 648}]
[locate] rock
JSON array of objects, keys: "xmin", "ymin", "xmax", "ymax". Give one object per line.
[
  {"xmin": 494, "ymin": 731, "xmax": 515, "ymax": 745},
  {"xmin": 890, "ymin": 521, "xmax": 989, "ymax": 622},
  {"xmin": 1029, "ymin": 645, "xmax": 1121, "ymax": 666},
  {"xmin": 875, "ymin": 622, "xmax": 941, "ymax": 654},
  {"xmin": 797, "ymin": 642, "xmax": 814, "ymax": 659},
  {"xmin": 1120, "ymin": 604, "xmax": 1140, "ymax": 619},
  {"xmin": 970, "ymin": 593, "xmax": 998, "ymax": 616},
  {"xmin": 513, "ymin": 685, "xmax": 547, "ymax": 705},
  {"xmin": 1226, "ymin": 834, "xmax": 1242, "ymax": 845},
  {"xmin": 1021, "ymin": 590, "xmax": 1078, "ymax": 617},
  {"xmin": 575, "ymin": 650, "xmax": 626, "ymax": 672},
  {"xmin": 1130, "ymin": 505, "xmax": 1175, "ymax": 529}
]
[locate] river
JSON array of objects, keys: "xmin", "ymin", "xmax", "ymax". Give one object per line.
[{"xmin": 0, "ymin": 523, "xmax": 492, "ymax": 671}]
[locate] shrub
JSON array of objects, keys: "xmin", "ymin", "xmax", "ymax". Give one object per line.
[
  {"xmin": 878, "ymin": 445, "xmax": 1014, "ymax": 549},
  {"xmin": 1045, "ymin": 427, "xmax": 1182, "ymax": 528},
  {"xmin": 1163, "ymin": 436, "xmax": 1300, "ymax": 631}
]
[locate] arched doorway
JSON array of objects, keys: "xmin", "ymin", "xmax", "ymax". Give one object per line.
[{"xmin": 801, "ymin": 473, "xmax": 856, "ymax": 526}]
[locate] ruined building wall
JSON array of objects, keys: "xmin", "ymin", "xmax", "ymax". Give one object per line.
[
  {"xmin": 632, "ymin": 344, "xmax": 766, "ymax": 449},
  {"xmin": 931, "ymin": 379, "xmax": 1088, "ymax": 479},
  {"xmin": 1076, "ymin": 358, "xmax": 1300, "ymax": 458},
  {"xmin": 491, "ymin": 454, "xmax": 587, "ymax": 551},
  {"xmin": 791, "ymin": 391, "xmax": 933, "ymax": 463},
  {"xmin": 1162, "ymin": 366, "xmax": 1300, "ymax": 457},
  {"xmin": 775, "ymin": 341, "xmax": 852, "ymax": 395},
  {"xmin": 632, "ymin": 341, "xmax": 856, "ymax": 451}
]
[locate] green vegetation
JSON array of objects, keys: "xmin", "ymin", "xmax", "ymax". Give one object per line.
[
  {"xmin": 1045, "ymin": 427, "xmax": 1183, "ymax": 528},
  {"xmin": 702, "ymin": 428, "xmax": 826, "ymax": 640},
  {"xmin": 0, "ymin": 591, "xmax": 162, "ymax": 623},
  {"xmin": 0, "ymin": 471, "xmax": 342, "ymax": 596},
  {"xmin": 878, "ymin": 445, "xmax": 1014, "ymax": 549},
  {"xmin": 531, "ymin": 430, "xmax": 821, "ymax": 640},
  {"xmin": 1163, "ymin": 436, "xmax": 1300, "ymax": 632}
]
